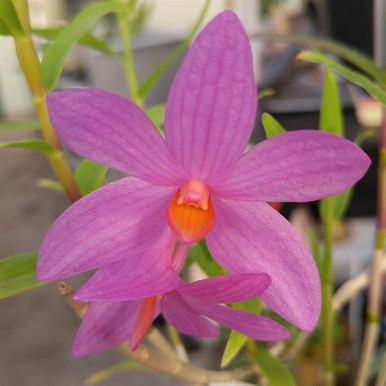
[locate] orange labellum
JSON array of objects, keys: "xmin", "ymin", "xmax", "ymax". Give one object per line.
[{"xmin": 167, "ymin": 180, "xmax": 215, "ymax": 244}]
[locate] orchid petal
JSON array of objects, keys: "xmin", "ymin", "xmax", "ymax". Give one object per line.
[
  {"xmin": 73, "ymin": 230, "xmax": 184, "ymax": 301},
  {"xmin": 72, "ymin": 300, "xmax": 141, "ymax": 357},
  {"xmin": 47, "ymin": 88, "xmax": 187, "ymax": 185},
  {"xmin": 178, "ymin": 273, "xmax": 271, "ymax": 304},
  {"xmin": 164, "ymin": 11, "xmax": 257, "ymax": 180},
  {"xmin": 161, "ymin": 291, "xmax": 219, "ymax": 337},
  {"xmin": 208, "ymin": 130, "xmax": 371, "ymax": 202},
  {"xmin": 37, "ymin": 177, "xmax": 174, "ymax": 280},
  {"xmin": 190, "ymin": 302, "xmax": 290, "ymax": 341},
  {"xmin": 206, "ymin": 198, "xmax": 321, "ymax": 331}
]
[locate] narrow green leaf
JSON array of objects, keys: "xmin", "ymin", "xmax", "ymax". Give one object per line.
[
  {"xmin": 188, "ymin": 240, "xmax": 223, "ymax": 277},
  {"xmin": 38, "ymin": 178, "xmax": 65, "ymax": 193},
  {"xmin": 258, "ymin": 88, "xmax": 275, "ymax": 99},
  {"xmin": 41, "ymin": 1, "xmax": 117, "ymax": 91},
  {"xmin": 0, "ymin": 18, "xmax": 11, "ymax": 35},
  {"xmin": 320, "ymin": 185, "xmax": 354, "ymax": 222},
  {"xmin": 32, "ymin": 27, "xmax": 116, "ymax": 56},
  {"xmin": 146, "ymin": 104, "xmax": 166, "ymax": 136},
  {"xmin": 0, "ymin": 253, "xmax": 47, "ymax": 298},
  {"xmin": 138, "ymin": 0, "xmax": 210, "ymax": 97},
  {"xmin": 75, "ymin": 159, "xmax": 107, "ymax": 195},
  {"xmin": 299, "ymin": 51, "xmax": 386, "ymax": 105},
  {"xmin": 250, "ymin": 345, "xmax": 296, "ymax": 386},
  {"xmin": 262, "ymin": 112, "xmax": 286, "ymax": 139},
  {"xmin": 221, "ymin": 298, "xmax": 261, "ymax": 368},
  {"xmin": 0, "ymin": 0, "xmax": 24, "ymax": 36},
  {"xmin": 0, "ymin": 120, "xmax": 40, "ymax": 131},
  {"xmin": 0, "ymin": 139, "xmax": 56, "ymax": 155},
  {"xmin": 320, "ymin": 67, "xmax": 343, "ymax": 135},
  {"xmin": 261, "ymin": 33, "xmax": 384, "ymax": 84},
  {"xmin": 309, "ymin": 229, "xmax": 322, "ymax": 273}
]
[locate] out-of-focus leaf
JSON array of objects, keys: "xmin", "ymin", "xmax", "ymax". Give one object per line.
[
  {"xmin": 38, "ymin": 178, "xmax": 65, "ymax": 193},
  {"xmin": 320, "ymin": 188, "xmax": 354, "ymax": 221},
  {"xmin": 261, "ymin": 33, "xmax": 384, "ymax": 84},
  {"xmin": 299, "ymin": 51, "xmax": 386, "ymax": 105},
  {"xmin": 354, "ymin": 130, "xmax": 375, "ymax": 146},
  {"xmin": 309, "ymin": 229, "xmax": 322, "ymax": 272},
  {"xmin": 32, "ymin": 27, "xmax": 116, "ymax": 55},
  {"xmin": 0, "ymin": 0, "xmax": 24, "ymax": 36},
  {"xmin": 85, "ymin": 360, "xmax": 144, "ymax": 385},
  {"xmin": 221, "ymin": 298, "xmax": 261, "ymax": 368},
  {"xmin": 262, "ymin": 112, "xmax": 286, "ymax": 139},
  {"xmin": 250, "ymin": 345, "xmax": 296, "ymax": 386},
  {"xmin": 0, "ymin": 120, "xmax": 40, "ymax": 131},
  {"xmin": 188, "ymin": 240, "xmax": 223, "ymax": 277},
  {"xmin": 0, "ymin": 18, "xmax": 11, "ymax": 35},
  {"xmin": 0, "ymin": 139, "xmax": 56, "ymax": 155},
  {"xmin": 75, "ymin": 159, "xmax": 107, "ymax": 195},
  {"xmin": 138, "ymin": 0, "xmax": 210, "ymax": 97},
  {"xmin": 320, "ymin": 67, "xmax": 343, "ymax": 136},
  {"xmin": 258, "ymin": 88, "xmax": 275, "ymax": 99},
  {"xmin": 41, "ymin": 1, "xmax": 117, "ymax": 91},
  {"xmin": 0, "ymin": 253, "xmax": 47, "ymax": 298},
  {"xmin": 146, "ymin": 104, "xmax": 166, "ymax": 135}
]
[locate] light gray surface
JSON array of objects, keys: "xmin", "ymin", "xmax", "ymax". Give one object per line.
[{"xmin": 0, "ymin": 131, "xmax": 218, "ymax": 386}]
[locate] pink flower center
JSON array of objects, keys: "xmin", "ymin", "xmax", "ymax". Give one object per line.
[{"xmin": 167, "ymin": 180, "xmax": 215, "ymax": 244}]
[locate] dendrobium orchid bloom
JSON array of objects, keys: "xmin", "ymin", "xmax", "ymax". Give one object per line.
[
  {"xmin": 37, "ymin": 11, "xmax": 371, "ymax": 335},
  {"xmin": 72, "ymin": 272, "xmax": 290, "ymax": 356}
]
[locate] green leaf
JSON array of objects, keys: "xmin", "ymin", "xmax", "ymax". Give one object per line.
[
  {"xmin": 309, "ymin": 229, "xmax": 322, "ymax": 272},
  {"xmin": 262, "ymin": 112, "xmax": 286, "ymax": 139},
  {"xmin": 0, "ymin": 139, "xmax": 56, "ymax": 155},
  {"xmin": 221, "ymin": 298, "xmax": 261, "ymax": 368},
  {"xmin": 146, "ymin": 104, "xmax": 166, "ymax": 136},
  {"xmin": 250, "ymin": 345, "xmax": 296, "ymax": 386},
  {"xmin": 0, "ymin": 120, "xmax": 40, "ymax": 131},
  {"xmin": 320, "ymin": 187, "xmax": 354, "ymax": 221},
  {"xmin": 320, "ymin": 67, "xmax": 343, "ymax": 136},
  {"xmin": 298, "ymin": 51, "xmax": 386, "ymax": 105},
  {"xmin": 138, "ymin": 0, "xmax": 210, "ymax": 97},
  {"xmin": 0, "ymin": 253, "xmax": 47, "ymax": 298},
  {"xmin": 75, "ymin": 159, "xmax": 107, "ymax": 195},
  {"xmin": 258, "ymin": 88, "xmax": 275, "ymax": 99},
  {"xmin": 0, "ymin": 0, "xmax": 24, "ymax": 36},
  {"xmin": 188, "ymin": 240, "xmax": 223, "ymax": 277},
  {"xmin": 37, "ymin": 178, "xmax": 65, "ymax": 193},
  {"xmin": 261, "ymin": 33, "xmax": 384, "ymax": 84},
  {"xmin": 41, "ymin": 1, "xmax": 118, "ymax": 91},
  {"xmin": 32, "ymin": 27, "xmax": 116, "ymax": 56},
  {"xmin": 0, "ymin": 18, "xmax": 11, "ymax": 35}
]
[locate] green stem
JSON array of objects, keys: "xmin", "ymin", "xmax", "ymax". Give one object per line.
[
  {"xmin": 116, "ymin": 7, "xmax": 144, "ymax": 108},
  {"xmin": 321, "ymin": 196, "xmax": 335, "ymax": 386},
  {"xmin": 13, "ymin": 32, "xmax": 81, "ymax": 202}
]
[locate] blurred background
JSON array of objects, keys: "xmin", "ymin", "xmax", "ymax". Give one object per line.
[{"xmin": 0, "ymin": 0, "xmax": 384, "ymax": 385}]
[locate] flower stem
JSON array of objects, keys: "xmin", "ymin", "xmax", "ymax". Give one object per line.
[
  {"xmin": 321, "ymin": 196, "xmax": 335, "ymax": 386},
  {"xmin": 116, "ymin": 5, "xmax": 144, "ymax": 108},
  {"xmin": 13, "ymin": 35, "xmax": 81, "ymax": 203}
]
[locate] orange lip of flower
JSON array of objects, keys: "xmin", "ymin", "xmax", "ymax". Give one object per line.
[{"xmin": 167, "ymin": 180, "xmax": 215, "ymax": 244}]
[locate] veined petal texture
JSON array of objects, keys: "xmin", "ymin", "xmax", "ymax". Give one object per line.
[
  {"xmin": 161, "ymin": 291, "xmax": 219, "ymax": 337},
  {"xmin": 47, "ymin": 88, "xmax": 187, "ymax": 186},
  {"xmin": 37, "ymin": 177, "xmax": 174, "ymax": 280},
  {"xmin": 206, "ymin": 198, "xmax": 321, "ymax": 331},
  {"xmin": 72, "ymin": 300, "xmax": 141, "ymax": 357},
  {"xmin": 164, "ymin": 11, "xmax": 257, "ymax": 180},
  {"xmin": 208, "ymin": 130, "xmax": 371, "ymax": 202},
  {"xmin": 178, "ymin": 273, "xmax": 271, "ymax": 304}
]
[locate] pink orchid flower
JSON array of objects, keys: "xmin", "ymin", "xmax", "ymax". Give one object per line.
[
  {"xmin": 37, "ymin": 11, "xmax": 370, "ymax": 334},
  {"xmin": 72, "ymin": 271, "xmax": 290, "ymax": 356}
]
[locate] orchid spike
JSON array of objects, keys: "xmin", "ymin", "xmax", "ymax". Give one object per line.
[
  {"xmin": 72, "ymin": 273, "xmax": 290, "ymax": 356},
  {"xmin": 38, "ymin": 11, "xmax": 371, "ymax": 333}
]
